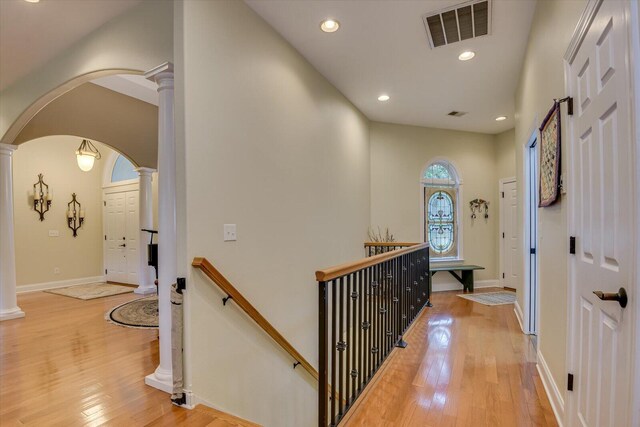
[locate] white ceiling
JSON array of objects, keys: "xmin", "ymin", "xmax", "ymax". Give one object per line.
[
  {"xmin": 245, "ymin": 0, "xmax": 537, "ymax": 134},
  {"xmin": 0, "ymin": 0, "xmax": 142, "ymax": 91}
]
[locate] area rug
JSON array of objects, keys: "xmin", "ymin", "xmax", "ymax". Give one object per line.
[
  {"xmin": 44, "ymin": 283, "xmax": 133, "ymax": 300},
  {"xmin": 106, "ymin": 296, "xmax": 158, "ymax": 329},
  {"xmin": 457, "ymin": 291, "xmax": 516, "ymax": 306}
]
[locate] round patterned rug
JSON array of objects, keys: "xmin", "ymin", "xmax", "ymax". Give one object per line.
[{"xmin": 106, "ymin": 296, "xmax": 158, "ymax": 329}]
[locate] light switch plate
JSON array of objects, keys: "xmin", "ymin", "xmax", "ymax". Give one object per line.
[
  {"xmin": 48, "ymin": 230, "xmax": 59, "ymax": 237},
  {"xmin": 224, "ymin": 224, "xmax": 237, "ymax": 241}
]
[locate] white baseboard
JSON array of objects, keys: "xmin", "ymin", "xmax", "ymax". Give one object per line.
[
  {"xmin": 431, "ymin": 279, "xmax": 500, "ymax": 293},
  {"xmin": 536, "ymin": 349, "xmax": 565, "ymax": 427},
  {"xmin": 17, "ymin": 275, "xmax": 106, "ymax": 294},
  {"xmin": 514, "ymin": 300, "xmax": 525, "ymax": 333}
]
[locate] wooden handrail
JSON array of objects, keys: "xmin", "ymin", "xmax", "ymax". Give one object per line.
[
  {"xmin": 363, "ymin": 242, "xmax": 419, "ymax": 247},
  {"xmin": 192, "ymin": 257, "xmax": 319, "ymax": 381},
  {"xmin": 316, "ymin": 242, "xmax": 429, "ymax": 282}
]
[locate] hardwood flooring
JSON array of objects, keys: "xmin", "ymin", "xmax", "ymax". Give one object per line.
[
  {"xmin": 341, "ymin": 288, "xmax": 557, "ymax": 427},
  {"xmin": 0, "ymin": 290, "xmax": 256, "ymax": 427},
  {"xmin": 2, "ymin": 288, "xmax": 555, "ymax": 426}
]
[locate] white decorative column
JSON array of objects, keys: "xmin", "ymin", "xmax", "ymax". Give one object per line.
[
  {"xmin": 144, "ymin": 63, "xmax": 175, "ymax": 393},
  {"xmin": 135, "ymin": 167, "xmax": 157, "ymax": 295},
  {"xmin": 0, "ymin": 144, "xmax": 24, "ymax": 321}
]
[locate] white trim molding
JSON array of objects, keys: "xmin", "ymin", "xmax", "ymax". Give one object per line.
[
  {"xmin": 564, "ymin": 0, "xmax": 603, "ymax": 62},
  {"xmin": 513, "ymin": 300, "xmax": 525, "ymax": 333},
  {"xmin": 16, "ymin": 275, "xmax": 107, "ymax": 294},
  {"xmin": 537, "ymin": 349, "xmax": 565, "ymax": 427}
]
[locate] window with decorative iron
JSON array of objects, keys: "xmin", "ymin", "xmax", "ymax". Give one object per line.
[{"xmin": 427, "ymin": 190, "xmax": 455, "ymax": 254}]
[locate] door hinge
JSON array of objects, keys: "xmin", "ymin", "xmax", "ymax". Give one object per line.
[
  {"xmin": 105, "ymin": 269, "xmax": 107, "ymax": 274},
  {"xmin": 104, "ymin": 201, "xmax": 106, "ymax": 207},
  {"xmin": 104, "ymin": 235, "xmax": 107, "ymax": 241},
  {"xmin": 567, "ymin": 373, "xmax": 574, "ymax": 391},
  {"xmin": 530, "ymin": 248, "xmax": 536, "ymax": 255},
  {"xmin": 502, "ymin": 232, "xmax": 505, "ymax": 238},
  {"xmin": 502, "ymin": 273, "xmax": 505, "ymax": 279},
  {"xmin": 569, "ymin": 236, "xmax": 576, "ymax": 254},
  {"xmin": 177, "ymin": 277, "xmax": 186, "ymax": 294},
  {"xmin": 501, "ymin": 191, "xmax": 504, "ymax": 198}
]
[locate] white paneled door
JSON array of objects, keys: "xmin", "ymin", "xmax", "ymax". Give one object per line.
[
  {"xmin": 567, "ymin": 0, "xmax": 635, "ymax": 426},
  {"xmin": 502, "ymin": 180, "xmax": 518, "ymax": 290},
  {"xmin": 104, "ymin": 191, "xmax": 139, "ymax": 285}
]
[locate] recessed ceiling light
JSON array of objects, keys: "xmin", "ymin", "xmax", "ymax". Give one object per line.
[
  {"xmin": 320, "ymin": 19, "xmax": 340, "ymax": 33},
  {"xmin": 23, "ymin": 0, "xmax": 40, "ymax": 3},
  {"xmin": 378, "ymin": 94, "xmax": 390, "ymax": 102},
  {"xmin": 495, "ymin": 116, "xmax": 507, "ymax": 121},
  {"xmin": 458, "ymin": 51, "xmax": 475, "ymax": 61}
]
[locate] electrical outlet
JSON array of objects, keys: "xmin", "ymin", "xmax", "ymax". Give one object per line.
[
  {"xmin": 54, "ymin": 267, "xmax": 60, "ymax": 274},
  {"xmin": 223, "ymin": 224, "xmax": 237, "ymax": 241},
  {"xmin": 48, "ymin": 230, "xmax": 59, "ymax": 237}
]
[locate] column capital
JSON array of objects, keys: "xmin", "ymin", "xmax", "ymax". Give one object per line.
[
  {"xmin": 135, "ymin": 167, "xmax": 156, "ymax": 177},
  {"xmin": 0, "ymin": 143, "xmax": 18, "ymax": 156},
  {"xmin": 145, "ymin": 62, "xmax": 174, "ymax": 90}
]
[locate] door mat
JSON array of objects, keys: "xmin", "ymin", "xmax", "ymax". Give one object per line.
[
  {"xmin": 44, "ymin": 283, "xmax": 133, "ymax": 300},
  {"xmin": 457, "ymin": 291, "xmax": 516, "ymax": 306},
  {"xmin": 106, "ymin": 296, "xmax": 158, "ymax": 329}
]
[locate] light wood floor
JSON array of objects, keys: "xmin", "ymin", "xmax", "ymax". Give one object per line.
[
  {"xmin": 341, "ymin": 288, "xmax": 558, "ymax": 427},
  {"xmin": 0, "ymin": 290, "xmax": 255, "ymax": 427}
]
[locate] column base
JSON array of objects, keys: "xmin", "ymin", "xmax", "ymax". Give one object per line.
[
  {"xmin": 134, "ymin": 285, "xmax": 158, "ymax": 295},
  {"xmin": 0, "ymin": 307, "xmax": 25, "ymax": 321},
  {"xmin": 145, "ymin": 366, "xmax": 173, "ymax": 393}
]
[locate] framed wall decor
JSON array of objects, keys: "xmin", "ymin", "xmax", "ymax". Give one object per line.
[{"xmin": 539, "ymin": 101, "xmax": 561, "ymax": 207}]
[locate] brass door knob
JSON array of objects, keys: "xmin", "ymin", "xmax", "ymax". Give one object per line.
[{"xmin": 593, "ymin": 287, "xmax": 628, "ymax": 308}]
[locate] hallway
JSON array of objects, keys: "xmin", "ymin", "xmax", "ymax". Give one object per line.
[{"xmin": 342, "ymin": 288, "xmax": 557, "ymax": 426}]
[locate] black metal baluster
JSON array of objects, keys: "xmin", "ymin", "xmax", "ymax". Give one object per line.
[
  {"xmin": 338, "ymin": 277, "xmax": 344, "ymax": 418},
  {"xmin": 331, "ymin": 279, "xmax": 337, "ymax": 425},
  {"xmin": 351, "ymin": 272, "xmax": 357, "ymax": 399},
  {"xmin": 345, "ymin": 274, "xmax": 351, "ymax": 407},
  {"xmin": 319, "ymin": 281, "xmax": 328, "ymax": 427},
  {"xmin": 358, "ymin": 269, "xmax": 364, "ymax": 392}
]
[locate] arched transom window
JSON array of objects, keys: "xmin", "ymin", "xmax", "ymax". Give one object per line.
[
  {"xmin": 111, "ymin": 155, "xmax": 137, "ymax": 183},
  {"xmin": 422, "ymin": 160, "xmax": 462, "ymax": 260}
]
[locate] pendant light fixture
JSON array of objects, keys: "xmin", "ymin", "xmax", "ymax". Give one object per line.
[{"xmin": 75, "ymin": 139, "xmax": 101, "ymax": 172}]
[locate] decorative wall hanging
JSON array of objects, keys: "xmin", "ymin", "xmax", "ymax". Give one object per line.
[
  {"xmin": 32, "ymin": 173, "xmax": 52, "ymax": 221},
  {"xmin": 66, "ymin": 193, "xmax": 85, "ymax": 237},
  {"xmin": 539, "ymin": 101, "xmax": 562, "ymax": 207},
  {"xmin": 469, "ymin": 199, "xmax": 489, "ymax": 219}
]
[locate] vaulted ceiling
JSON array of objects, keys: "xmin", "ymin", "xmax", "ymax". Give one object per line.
[{"xmin": 246, "ymin": 0, "xmax": 537, "ymax": 134}]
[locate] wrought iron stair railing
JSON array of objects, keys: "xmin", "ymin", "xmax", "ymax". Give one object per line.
[{"xmin": 316, "ymin": 243, "xmax": 430, "ymax": 426}]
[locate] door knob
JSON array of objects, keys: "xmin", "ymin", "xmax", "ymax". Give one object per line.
[
  {"xmin": 119, "ymin": 243, "xmax": 126, "ymax": 248},
  {"xmin": 593, "ymin": 287, "xmax": 628, "ymax": 308}
]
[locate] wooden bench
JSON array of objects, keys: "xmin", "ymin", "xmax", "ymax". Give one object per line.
[{"xmin": 429, "ymin": 264, "xmax": 485, "ymax": 292}]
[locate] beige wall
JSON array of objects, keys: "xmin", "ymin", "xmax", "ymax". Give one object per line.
[
  {"xmin": 495, "ymin": 128, "xmax": 516, "ymax": 180},
  {"xmin": 370, "ymin": 121, "xmax": 500, "ymax": 283},
  {"xmin": 514, "ymin": 0, "xmax": 586, "ymax": 395},
  {"xmin": 180, "ymin": 1, "xmax": 370, "ymax": 425},
  {"xmin": 0, "ymin": 0, "xmax": 172, "ymax": 145},
  {"xmin": 13, "ymin": 136, "xmax": 117, "ymax": 287}
]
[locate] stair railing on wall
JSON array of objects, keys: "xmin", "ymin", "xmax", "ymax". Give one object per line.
[
  {"xmin": 316, "ymin": 243, "xmax": 430, "ymax": 427},
  {"xmin": 363, "ymin": 241, "xmax": 420, "ymax": 257}
]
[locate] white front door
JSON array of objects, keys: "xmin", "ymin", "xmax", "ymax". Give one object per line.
[
  {"xmin": 567, "ymin": 1, "xmax": 636, "ymax": 425},
  {"xmin": 104, "ymin": 190, "xmax": 139, "ymax": 285}
]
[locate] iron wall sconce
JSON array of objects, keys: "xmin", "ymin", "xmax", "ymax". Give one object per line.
[
  {"xmin": 67, "ymin": 193, "xmax": 85, "ymax": 237},
  {"xmin": 470, "ymin": 199, "xmax": 489, "ymax": 219},
  {"xmin": 33, "ymin": 173, "xmax": 52, "ymax": 221}
]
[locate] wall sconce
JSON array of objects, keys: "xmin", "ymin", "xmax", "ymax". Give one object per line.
[
  {"xmin": 76, "ymin": 139, "xmax": 101, "ymax": 172},
  {"xmin": 67, "ymin": 193, "xmax": 85, "ymax": 237},
  {"xmin": 32, "ymin": 173, "xmax": 52, "ymax": 221},
  {"xmin": 470, "ymin": 198, "xmax": 489, "ymax": 219}
]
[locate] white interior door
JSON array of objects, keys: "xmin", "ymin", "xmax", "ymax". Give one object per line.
[
  {"xmin": 104, "ymin": 190, "xmax": 139, "ymax": 285},
  {"xmin": 567, "ymin": 1, "xmax": 635, "ymax": 425},
  {"xmin": 124, "ymin": 191, "xmax": 139, "ymax": 285},
  {"xmin": 502, "ymin": 180, "xmax": 518, "ymax": 290}
]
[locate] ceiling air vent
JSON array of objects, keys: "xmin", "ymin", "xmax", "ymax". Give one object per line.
[
  {"xmin": 423, "ymin": 0, "xmax": 491, "ymax": 49},
  {"xmin": 448, "ymin": 111, "xmax": 467, "ymax": 117}
]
